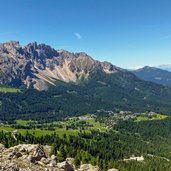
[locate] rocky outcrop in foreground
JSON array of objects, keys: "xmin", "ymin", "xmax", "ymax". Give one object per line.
[{"xmin": 0, "ymin": 144, "xmax": 106, "ymax": 171}]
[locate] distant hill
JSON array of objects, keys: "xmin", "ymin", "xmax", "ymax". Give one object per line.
[
  {"xmin": 157, "ymin": 64, "xmax": 171, "ymax": 72},
  {"xmin": 132, "ymin": 66, "xmax": 171, "ymax": 87}
]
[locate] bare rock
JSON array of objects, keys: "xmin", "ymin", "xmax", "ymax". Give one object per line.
[
  {"xmin": 36, "ymin": 161, "xmax": 45, "ymax": 166},
  {"xmin": 16, "ymin": 152, "xmax": 22, "ymax": 158},
  {"xmin": 0, "ymin": 41, "xmax": 120, "ymax": 91},
  {"xmin": 33, "ymin": 145, "xmax": 47, "ymax": 161},
  {"xmin": 66, "ymin": 158, "xmax": 74, "ymax": 164},
  {"xmin": 7, "ymin": 151, "xmax": 17, "ymax": 159},
  {"xmin": 51, "ymin": 154, "xmax": 57, "ymax": 160},
  {"xmin": 0, "ymin": 143, "xmax": 6, "ymax": 152},
  {"xmin": 78, "ymin": 164, "xmax": 100, "ymax": 171},
  {"xmin": 27, "ymin": 155, "xmax": 36, "ymax": 163},
  {"xmin": 40, "ymin": 157, "xmax": 50, "ymax": 165},
  {"xmin": 0, "ymin": 162, "xmax": 19, "ymax": 171},
  {"xmin": 21, "ymin": 154, "xmax": 28, "ymax": 160},
  {"xmin": 57, "ymin": 160, "xmax": 74, "ymax": 171},
  {"xmin": 48, "ymin": 160, "xmax": 57, "ymax": 167}
]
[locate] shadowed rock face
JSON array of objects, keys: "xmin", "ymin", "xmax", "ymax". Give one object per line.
[{"xmin": 0, "ymin": 41, "xmax": 120, "ymax": 90}]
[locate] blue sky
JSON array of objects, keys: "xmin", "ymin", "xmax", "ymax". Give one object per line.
[{"xmin": 0, "ymin": 0, "xmax": 171, "ymax": 68}]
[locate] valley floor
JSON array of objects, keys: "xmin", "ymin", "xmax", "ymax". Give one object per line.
[{"xmin": 0, "ymin": 112, "xmax": 171, "ymax": 170}]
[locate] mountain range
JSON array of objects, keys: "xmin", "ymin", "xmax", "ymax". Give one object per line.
[
  {"xmin": 1, "ymin": 41, "xmax": 171, "ymax": 120},
  {"xmin": 0, "ymin": 41, "xmax": 119, "ymax": 90},
  {"xmin": 132, "ymin": 66, "xmax": 171, "ymax": 87}
]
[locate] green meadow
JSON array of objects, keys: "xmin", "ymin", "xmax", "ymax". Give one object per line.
[
  {"xmin": 0, "ymin": 87, "xmax": 21, "ymax": 93},
  {"xmin": 0, "ymin": 115, "xmax": 107, "ymax": 137},
  {"xmin": 135, "ymin": 113, "xmax": 168, "ymax": 122},
  {"xmin": 0, "ymin": 126, "xmax": 78, "ymax": 137}
]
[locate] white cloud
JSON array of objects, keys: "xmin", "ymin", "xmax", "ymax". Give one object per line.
[
  {"xmin": 74, "ymin": 32, "xmax": 82, "ymax": 40},
  {"xmin": 124, "ymin": 65, "xmax": 144, "ymax": 70}
]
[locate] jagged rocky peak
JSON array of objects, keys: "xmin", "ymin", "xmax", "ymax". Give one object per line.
[
  {"xmin": 101, "ymin": 61, "xmax": 119, "ymax": 74},
  {"xmin": 24, "ymin": 41, "xmax": 59, "ymax": 59},
  {"xmin": 57, "ymin": 49, "xmax": 77, "ymax": 60},
  {"xmin": 69, "ymin": 53, "xmax": 100, "ymax": 73},
  {"xmin": 0, "ymin": 40, "xmax": 120, "ymax": 90},
  {"xmin": 0, "ymin": 41, "xmax": 23, "ymax": 55},
  {"xmin": 0, "ymin": 41, "xmax": 20, "ymax": 49},
  {"xmin": 55, "ymin": 50, "xmax": 98, "ymax": 73},
  {"xmin": 57, "ymin": 50, "xmax": 107, "ymax": 73},
  {"xmin": 25, "ymin": 42, "xmax": 38, "ymax": 53}
]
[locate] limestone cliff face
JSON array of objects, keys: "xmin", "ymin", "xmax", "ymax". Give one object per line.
[{"xmin": 0, "ymin": 41, "xmax": 120, "ymax": 90}]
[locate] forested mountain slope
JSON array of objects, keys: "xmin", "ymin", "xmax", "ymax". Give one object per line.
[
  {"xmin": 0, "ymin": 41, "xmax": 171, "ymax": 120},
  {"xmin": 132, "ymin": 66, "xmax": 171, "ymax": 87}
]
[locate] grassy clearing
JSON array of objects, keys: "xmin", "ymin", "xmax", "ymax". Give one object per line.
[
  {"xmin": 58, "ymin": 117, "xmax": 107, "ymax": 132},
  {"xmin": 16, "ymin": 120, "xmax": 30, "ymax": 126},
  {"xmin": 135, "ymin": 113, "xmax": 168, "ymax": 122},
  {"xmin": 0, "ymin": 87, "xmax": 21, "ymax": 93},
  {"xmin": 0, "ymin": 113, "xmax": 168, "ymax": 138},
  {"xmin": 86, "ymin": 119, "xmax": 107, "ymax": 131},
  {"xmin": 0, "ymin": 115, "xmax": 107, "ymax": 137},
  {"xmin": 0, "ymin": 127, "xmax": 78, "ymax": 137},
  {"xmin": 51, "ymin": 115, "xmax": 107, "ymax": 132},
  {"xmin": 0, "ymin": 127, "xmax": 14, "ymax": 132},
  {"xmin": 156, "ymin": 114, "xmax": 168, "ymax": 119}
]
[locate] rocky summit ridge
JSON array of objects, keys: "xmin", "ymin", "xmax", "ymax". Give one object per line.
[{"xmin": 0, "ymin": 41, "xmax": 119, "ymax": 90}]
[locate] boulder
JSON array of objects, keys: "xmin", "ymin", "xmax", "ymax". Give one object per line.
[
  {"xmin": 40, "ymin": 157, "xmax": 50, "ymax": 165},
  {"xmin": 78, "ymin": 164, "xmax": 100, "ymax": 171},
  {"xmin": 43, "ymin": 145, "xmax": 52, "ymax": 157},
  {"xmin": 66, "ymin": 158, "xmax": 74, "ymax": 164},
  {"xmin": 36, "ymin": 161, "xmax": 45, "ymax": 166},
  {"xmin": 0, "ymin": 162, "xmax": 19, "ymax": 171},
  {"xmin": 15, "ymin": 152, "xmax": 22, "ymax": 158},
  {"xmin": 57, "ymin": 160, "xmax": 74, "ymax": 171},
  {"xmin": 108, "ymin": 169, "xmax": 119, "ymax": 171},
  {"xmin": 7, "ymin": 151, "xmax": 16, "ymax": 159},
  {"xmin": 27, "ymin": 155, "xmax": 36, "ymax": 163},
  {"xmin": 33, "ymin": 145, "xmax": 47, "ymax": 161},
  {"xmin": 51, "ymin": 154, "xmax": 57, "ymax": 160},
  {"xmin": 21, "ymin": 154, "xmax": 28, "ymax": 160},
  {"xmin": 0, "ymin": 143, "xmax": 6, "ymax": 152},
  {"xmin": 49, "ymin": 160, "xmax": 57, "ymax": 167}
]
